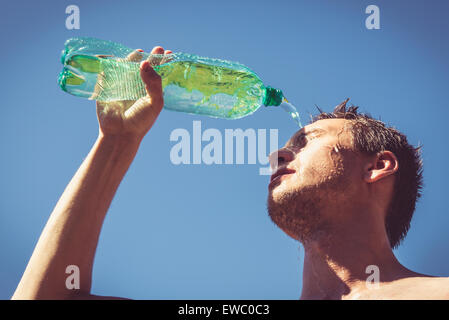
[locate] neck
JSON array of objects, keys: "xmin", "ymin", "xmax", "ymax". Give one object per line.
[{"xmin": 299, "ymin": 208, "xmax": 416, "ymax": 300}]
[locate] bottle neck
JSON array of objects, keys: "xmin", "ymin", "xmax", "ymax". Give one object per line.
[{"xmin": 263, "ymin": 87, "xmax": 284, "ymax": 107}]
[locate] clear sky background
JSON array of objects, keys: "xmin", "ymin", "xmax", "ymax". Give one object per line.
[{"xmin": 1, "ymin": 0, "xmax": 448, "ymax": 299}]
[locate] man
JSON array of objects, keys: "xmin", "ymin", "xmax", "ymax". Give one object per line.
[
  {"xmin": 267, "ymin": 104, "xmax": 449, "ymax": 299},
  {"xmin": 12, "ymin": 46, "xmax": 449, "ymax": 300}
]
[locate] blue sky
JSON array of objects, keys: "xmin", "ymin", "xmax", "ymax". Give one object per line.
[{"xmin": 0, "ymin": 0, "xmax": 448, "ymax": 299}]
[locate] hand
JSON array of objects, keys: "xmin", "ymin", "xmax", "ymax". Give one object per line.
[{"xmin": 96, "ymin": 46, "xmax": 173, "ymax": 141}]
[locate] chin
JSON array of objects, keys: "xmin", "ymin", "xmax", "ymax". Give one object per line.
[
  {"xmin": 269, "ymin": 180, "xmax": 297, "ymax": 198},
  {"xmin": 267, "ymin": 188, "xmax": 299, "ymax": 231},
  {"xmin": 267, "ymin": 183, "xmax": 327, "ymax": 243}
]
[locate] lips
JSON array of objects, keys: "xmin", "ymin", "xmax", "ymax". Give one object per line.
[{"xmin": 270, "ymin": 167, "xmax": 296, "ymax": 184}]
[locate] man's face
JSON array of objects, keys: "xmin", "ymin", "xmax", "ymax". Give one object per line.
[{"xmin": 267, "ymin": 118, "xmax": 361, "ymax": 242}]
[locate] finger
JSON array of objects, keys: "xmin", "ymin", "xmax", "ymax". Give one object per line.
[
  {"xmin": 151, "ymin": 46, "xmax": 165, "ymax": 54},
  {"xmin": 125, "ymin": 49, "xmax": 144, "ymax": 62},
  {"xmin": 147, "ymin": 46, "xmax": 165, "ymax": 66},
  {"xmin": 140, "ymin": 60, "xmax": 163, "ymax": 107},
  {"xmin": 160, "ymin": 49, "xmax": 174, "ymax": 65}
]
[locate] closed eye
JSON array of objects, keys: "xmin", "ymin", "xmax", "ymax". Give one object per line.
[
  {"xmin": 287, "ymin": 128, "xmax": 325, "ymax": 150},
  {"xmin": 295, "ymin": 134, "xmax": 308, "ymax": 147},
  {"xmin": 292, "ymin": 132, "xmax": 322, "ymax": 149}
]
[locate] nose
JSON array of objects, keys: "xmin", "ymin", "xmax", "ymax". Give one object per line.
[{"xmin": 269, "ymin": 148, "xmax": 295, "ymax": 171}]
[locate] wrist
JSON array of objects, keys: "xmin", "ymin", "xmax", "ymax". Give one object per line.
[{"xmin": 97, "ymin": 132, "xmax": 142, "ymax": 152}]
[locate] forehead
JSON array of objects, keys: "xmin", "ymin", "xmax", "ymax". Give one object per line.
[{"xmin": 288, "ymin": 118, "xmax": 351, "ymax": 143}]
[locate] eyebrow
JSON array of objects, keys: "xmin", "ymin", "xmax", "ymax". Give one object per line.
[
  {"xmin": 289, "ymin": 128, "xmax": 326, "ymax": 145},
  {"xmin": 294, "ymin": 128, "xmax": 325, "ymax": 140}
]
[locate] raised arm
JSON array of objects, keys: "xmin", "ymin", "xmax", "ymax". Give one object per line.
[{"xmin": 12, "ymin": 46, "xmax": 171, "ymax": 300}]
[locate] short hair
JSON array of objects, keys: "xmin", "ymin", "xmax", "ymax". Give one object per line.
[{"xmin": 312, "ymin": 99, "xmax": 423, "ymax": 248}]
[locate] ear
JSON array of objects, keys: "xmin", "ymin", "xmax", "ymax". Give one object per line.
[{"xmin": 363, "ymin": 151, "xmax": 398, "ymax": 183}]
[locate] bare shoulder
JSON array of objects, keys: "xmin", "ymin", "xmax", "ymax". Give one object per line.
[{"xmin": 384, "ymin": 276, "xmax": 449, "ymax": 300}]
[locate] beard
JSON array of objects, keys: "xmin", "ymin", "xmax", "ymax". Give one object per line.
[{"xmin": 267, "ymin": 163, "xmax": 349, "ymax": 243}]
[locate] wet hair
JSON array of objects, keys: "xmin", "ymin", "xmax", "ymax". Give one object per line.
[{"xmin": 312, "ymin": 99, "xmax": 423, "ymax": 249}]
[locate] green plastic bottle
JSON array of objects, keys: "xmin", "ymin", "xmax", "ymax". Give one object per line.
[{"xmin": 58, "ymin": 37, "xmax": 300, "ymax": 124}]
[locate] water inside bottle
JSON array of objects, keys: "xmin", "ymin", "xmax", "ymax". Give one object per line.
[{"xmin": 279, "ymin": 99, "xmax": 303, "ymax": 128}]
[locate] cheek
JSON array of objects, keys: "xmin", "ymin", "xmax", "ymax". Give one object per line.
[{"xmin": 296, "ymin": 145, "xmax": 344, "ymax": 183}]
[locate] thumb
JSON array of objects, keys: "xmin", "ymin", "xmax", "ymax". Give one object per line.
[{"xmin": 140, "ymin": 61, "xmax": 163, "ymax": 106}]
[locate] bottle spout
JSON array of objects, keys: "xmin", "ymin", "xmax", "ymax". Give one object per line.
[{"xmin": 263, "ymin": 86, "xmax": 284, "ymax": 106}]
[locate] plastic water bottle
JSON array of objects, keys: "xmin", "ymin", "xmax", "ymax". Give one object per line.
[{"xmin": 58, "ymin": 37, "xmax": 301, "ymax": 125}]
